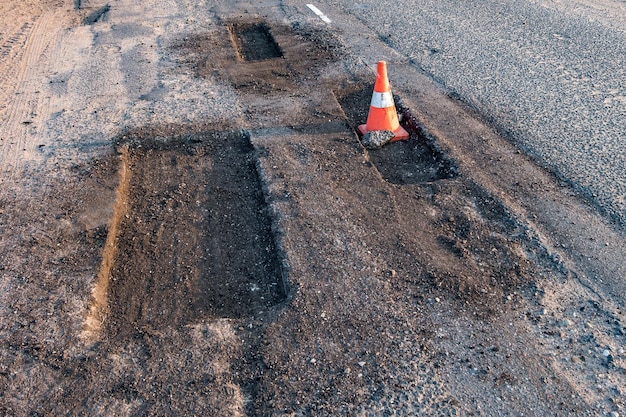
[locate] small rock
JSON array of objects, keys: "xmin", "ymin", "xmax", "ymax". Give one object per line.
[
  {"xmin": 361, "ymin": 130, "xmax": 395, "ymax": 149},
  {"xmin": 609, "ymin": 412, "xmax": 619, "ymax": 417},
  {"xmin": 358, "ymin": 361, "xmax": 366, "ymax": 367},
  {"xmin": 310, "ymin": 358, "xmax": 316, "ymax": 364}
]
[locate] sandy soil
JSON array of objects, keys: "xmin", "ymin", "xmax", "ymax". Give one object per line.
[{"xmin": 1, "ymin": 1, "xmax": 625, "ymax": 416}]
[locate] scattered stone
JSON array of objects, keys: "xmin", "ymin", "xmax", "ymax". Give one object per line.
[{"xmin": 361, "ymin": 130, "xmax": 395, "ymax": 149}]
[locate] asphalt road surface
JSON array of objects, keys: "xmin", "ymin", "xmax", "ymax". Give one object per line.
[{"xmin": 325, "ymin": 0, "xmax": 626, "ymax": 227}]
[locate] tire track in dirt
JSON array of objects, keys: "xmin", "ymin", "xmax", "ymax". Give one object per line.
[
  {"xmin": 0, "ymin": 22, "xmax": 35, "ymax": 69},
  {"xmin": 0, "ymin": 9, "xmax": 66, "ymax": 183},
  {"xmin": 0, "ymin": 1, "xmax": 46, "ymax": 116}
]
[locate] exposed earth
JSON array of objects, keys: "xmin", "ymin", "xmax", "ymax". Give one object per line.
[{"xmin": 0, "ymin": 1, "xmax": 625, "ymax": 416}]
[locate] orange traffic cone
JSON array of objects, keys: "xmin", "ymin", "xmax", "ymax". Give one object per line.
[{"xmin": 358, "ymin": 61, "xmax": 409, "ymax": 141}]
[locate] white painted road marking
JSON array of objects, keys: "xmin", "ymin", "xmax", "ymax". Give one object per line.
[{"xmin": 306, "ymin": 4, "xmax": 331, "ymax": 24}]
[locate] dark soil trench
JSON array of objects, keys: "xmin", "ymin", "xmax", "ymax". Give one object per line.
[{"xmin": 88, "ymin": 130, "xmax": 287, "ymax": 342}]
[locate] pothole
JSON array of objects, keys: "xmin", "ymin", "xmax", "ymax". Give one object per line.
[
  {"xmin": 228, "ymin": 21, "xmax": 283, "ymax": 61},
  {"xmin": 175, "ymin": 19, "xmax": 345, "ymax": 94},
  {"xmin": 336, "ymin": 84, "xmax": 458, "ymax": 185},
  {"xmin": 85, "ymin": 129, "xmax": 287, "ymax": 340}
]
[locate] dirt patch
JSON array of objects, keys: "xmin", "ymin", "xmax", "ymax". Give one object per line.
[
  {"xmin": 174, "ymin": 18, "xmax": 344, "ymax": 95},
  {"xmin": 332, "ymin": 80, "xmax": 536, "ymax": 315},
  {"xmin": 424, "ymin": 181, "xmax": 534, "ymax": 310},
  {"xmin": 86, "ymin": 128, "xmax": 287, "ymax": 342},
  {"xmin": 247, "ymin": 125, "xmax": 549, "ymax": 414}
]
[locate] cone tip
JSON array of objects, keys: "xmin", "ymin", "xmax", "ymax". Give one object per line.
[{"xmin": 374, "ymin": 60, "xmax": 390, "ymax": 92}]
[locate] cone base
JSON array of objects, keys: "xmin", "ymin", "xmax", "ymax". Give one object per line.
[{"xmin": 358, "ymin": 124, "xmax": 410, "ymax": 142}]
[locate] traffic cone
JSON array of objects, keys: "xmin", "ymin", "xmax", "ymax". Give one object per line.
[{"xmin": 358, "ymin": 61, "xmax": 409, "ymax": 141}]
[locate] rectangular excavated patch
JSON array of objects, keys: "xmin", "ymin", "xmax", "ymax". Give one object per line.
[
  {"xmin": 335, "ymin": 84, "xmax": 458, "ymax": 185},
  {"xmin": 228, "ymin": 22, "xmax": 283, "ymax": 61},
  {"xmin": 86, "ymin": 130, "xmax": 286, "ymax": 340}
]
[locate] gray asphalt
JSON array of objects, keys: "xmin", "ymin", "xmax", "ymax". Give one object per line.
[{"xmin": 325, "ymin": 0, "xmax": 626, "ymax": 227}]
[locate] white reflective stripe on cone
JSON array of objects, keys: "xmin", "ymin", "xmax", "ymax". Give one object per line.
[{"xmin": 370, "ymin": 91, "xmax": 394, "ymax": 109}]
